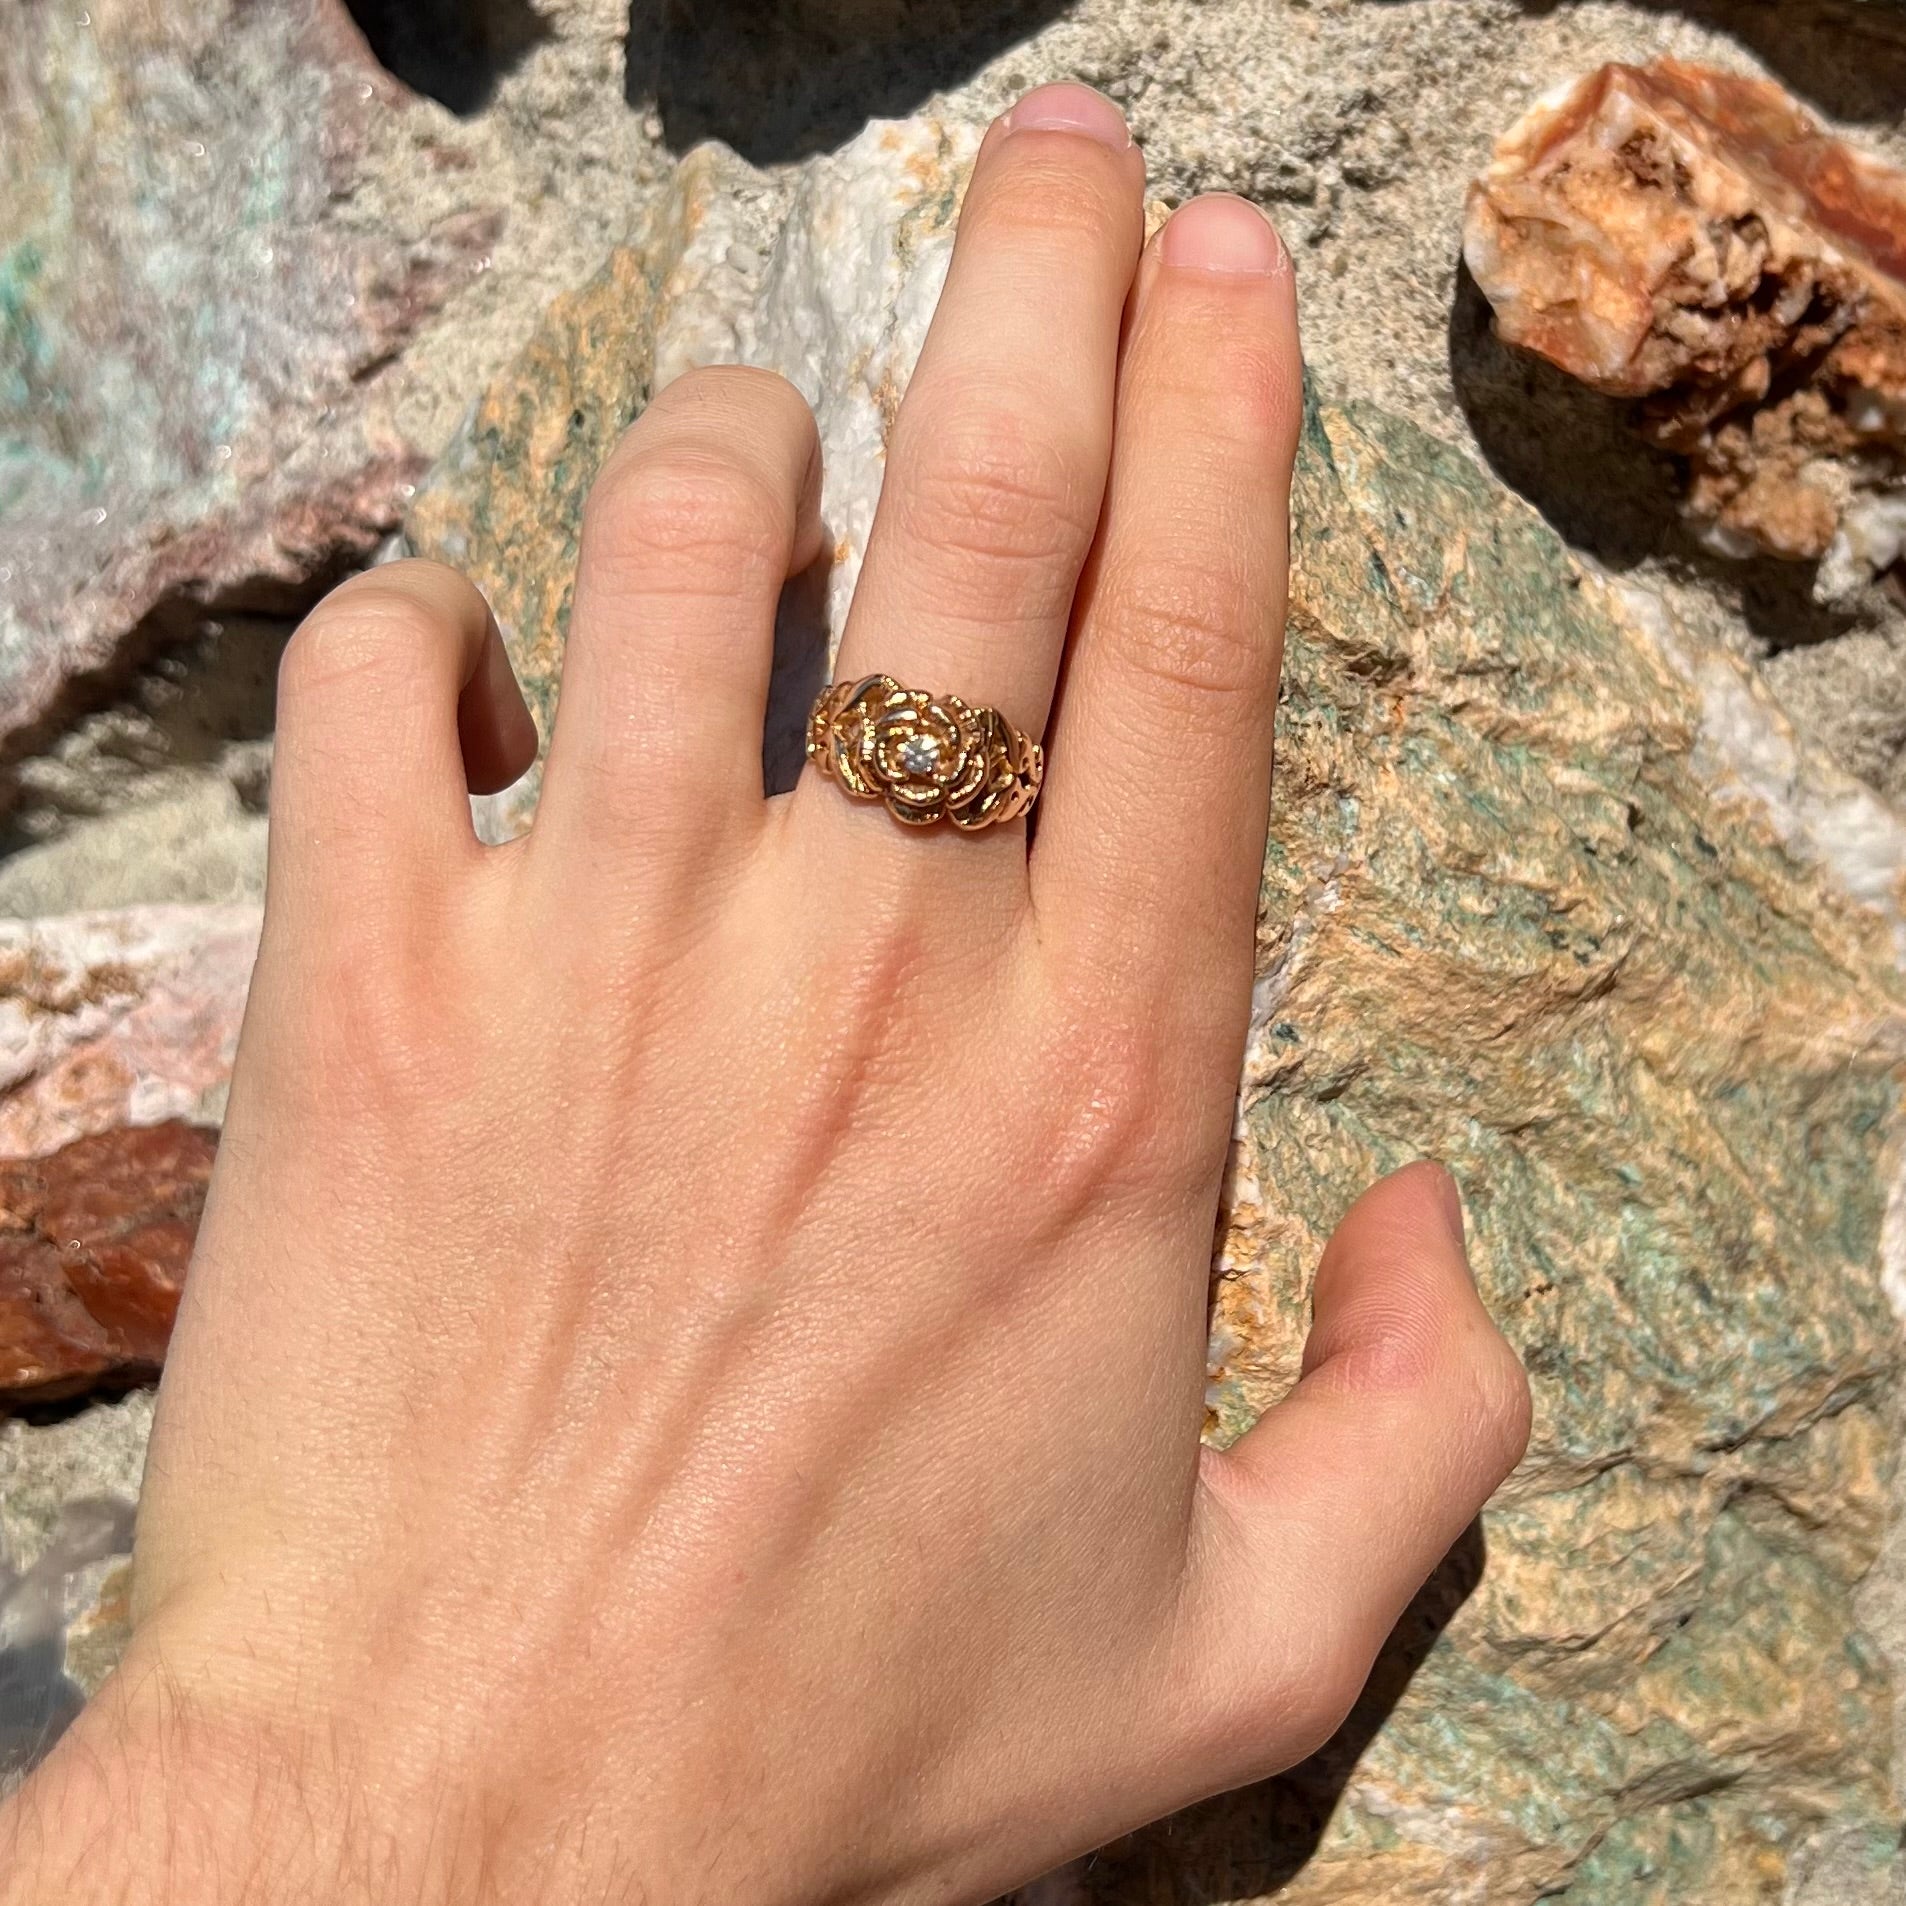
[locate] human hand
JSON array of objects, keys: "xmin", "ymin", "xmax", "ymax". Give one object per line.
[{"xmin": 2, "ymin": 84, "xmax": 1529, "ymax": 1906}]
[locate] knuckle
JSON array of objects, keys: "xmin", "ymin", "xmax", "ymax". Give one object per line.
[
  {"xmin": 892, "ymin": 399, "xmax": 1098, "ymax": 578},
  {"xmin": 280, "ymin": 585, "xmax": 448, "ymax": 708},
  {"xmin": 653, "ymin": 365, "xmax": 821, "ymax": 467},
  {"xmin": 1105, "ymin": 553, "xmax": 1271, "ymax": 708},
  {"xmin": 979, "ymin": 156, "xmax": 1128, "ymax": 248},
  {"xmin": 1465, "ymin": 1329, "xmax": 1535, "ymax": 1482},
  {"xmin": 660, "ymin": 361, "xmax": 801, "ymax": 416},
  {"xmin": 1201, "ymin": 333, "xmax": 1301, "ymax": 454},
  {"xmin": 1029, "ymin": 1015, "xmax": 1212, "ymax": 1212},
  {"xmin": 670, "ymin": 360, "xmax": 811, "ymax": 436},
  {"xmin": 1147, "ymin": 273, "xmax": 1300, "ymax": 457},
  {"xmin": 296, "ymin": 938, "xmax": 477, "ymax": 1126},
  {"xmin": 1326, "ymin": 1301, "xmax": 1532, "ymax": 1486},
  {"xmin": 1319, "ymin": 1302, "xmax": 1444, "ymax": 1399},
  {"xmin": 585, "ymin": 441, "xmax": 790, "ymax": 587}
]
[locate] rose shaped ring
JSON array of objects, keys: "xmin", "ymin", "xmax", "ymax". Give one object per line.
[{"xmin": 804, "ymin": 675, "xmax": 1044, "ymax": 831}]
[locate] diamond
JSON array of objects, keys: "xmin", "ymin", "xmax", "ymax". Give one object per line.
[{"xmin": 898, "ymin": 734, "xmax": 942, "ymax": 777}]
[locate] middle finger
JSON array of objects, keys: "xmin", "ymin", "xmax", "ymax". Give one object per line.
[{"xmin": 802, "ymin": 85, "xmax": 1145, "ymax": 844}]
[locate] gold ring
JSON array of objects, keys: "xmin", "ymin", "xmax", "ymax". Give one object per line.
[{"xmin": 805, "ymin": 675, "xmax": 1043, "ymax": 831}]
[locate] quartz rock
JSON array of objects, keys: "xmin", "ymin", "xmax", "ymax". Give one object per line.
[
  {"xmin": 0, "ymin": 906, "xmax": 259, "ymax": 1160},
  {"xmin": 407, "ymin": 118, "xmax": 1906, "ymax": 1900},
  {"xmin": 0, "ymin": 904, "xmax": 253, "ymax": 1751},
  {"xmin": 1464, "ymin": 59, "xmax": 1906, "ymax": 581}
]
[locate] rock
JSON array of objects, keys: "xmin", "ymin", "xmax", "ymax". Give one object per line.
[
  {"xmin": 0, "ymin": 906, "xmax": 258, "ymax": 1160},
  {"xmin": 408, "ymin": 117, "xmax": 1906, "ymax": 1901},
  {"xmin": 0, "ymin": 1392, "xmax": 150, "ymax": 1595},
  {"xmin": 0, "ymin": 1396, "xmax": 149, "ymax": 1796},
  {"xmin": 0, "ymin": 0, "xmax": 661, "ymax": 783},
  {"xmin": 0, "ymin": 906, "xmax": 251, "ymax": 1760},
  {"xmin": 0, "ymin": 779, "xmax": 269, "ymax": 918},
  {"xmin": 0, "ymin": 0, "xmax": 492, "ymax": 761},
  {"xmin": 1465, "ymin": 59, "xmax": 1906, "ymax": 583},
  {"xmin": 0, "ymin": 613, "xmax": 285, "ymax": 917},
  {"xmin": 22, "ymin": 0, "xmax": 1906, "ymax": 836},
  {"xmin": 0, "ymin": 1497, "xmax": 135, "ymax": 1791},
  {"xmin": 0, "ymin": 1121, "xmax": 217, "ymax": 1409}
]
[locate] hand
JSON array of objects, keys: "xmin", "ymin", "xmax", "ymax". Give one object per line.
[{"xmin": 1, "ymin": 84, "xmax": 1528, "ymax": 1906}]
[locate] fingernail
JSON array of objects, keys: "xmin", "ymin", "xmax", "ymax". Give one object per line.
[
  {"xmin": 1003, "ymin": 82, "xmax": 1132, "ymax": 150},
  {"xmin": 1159, "ymin": 194, "xmax": 1286, "ymax": 276}
]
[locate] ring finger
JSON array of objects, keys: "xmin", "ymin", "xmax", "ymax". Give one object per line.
[{"xmin": 795, "ymin": 84, "xmax": 1144, "ymax": 850}]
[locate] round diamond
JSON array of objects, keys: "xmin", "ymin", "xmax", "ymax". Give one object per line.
[{"xmin": 899, "ymin": 734, "xmax": 942, "ymax": 777}]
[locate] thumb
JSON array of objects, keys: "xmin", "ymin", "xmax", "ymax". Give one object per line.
[{"xmin": 1171, "ymin": 1162, "xmax": 1531, "ymax": 1783}]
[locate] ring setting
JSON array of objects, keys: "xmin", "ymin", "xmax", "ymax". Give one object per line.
[{"xmin": 805, "ymin": 675, "xmax": 1043, "ymax": 831}]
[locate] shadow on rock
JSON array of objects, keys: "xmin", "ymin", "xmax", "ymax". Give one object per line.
[
  {"xmin": 341, "ymin": 0, "xmax": 552, "ymax": 116},
  {"xmin": 1040, "ymin": 1523, "xmax": 1487, "ymax": 1905},
  {"xmin": 1448, "ymin": 263, "xmax": 1859, "ymax": 653},
  {"xmin": 628, "ymin": 0, "xmax": 1074, "ymax": 163},
  {"xmin": 1448, "ymin": 260, "xmax": 1681, "ymax": 574}
]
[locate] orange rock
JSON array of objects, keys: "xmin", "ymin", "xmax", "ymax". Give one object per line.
[
  {"xmin": 1465, "ymin": 60, "xmax": 1906, "ymax": 572},
  {"xmin": 0, "ymin": 1122, "xmax": 216, "ymax": 1408}
]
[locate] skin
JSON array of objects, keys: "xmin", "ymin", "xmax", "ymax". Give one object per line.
[{"xmin": 0, "ymin": 85, "xmax": 1529, "ymax": 1906}]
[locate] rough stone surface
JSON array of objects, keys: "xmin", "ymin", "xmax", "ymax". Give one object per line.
[
  {"xmin": 0, "ymin": 0, "xmax": 478, "ymax": 761},
  {"xmin": 0, "ymin": 1397, "xmax": 147, "ymax": 1794},
  {"xmin": 0, "ymin": 909, "xmax": 251, "ymax": 1773},
  {"xmin": 0, "ymin": 1395, "xmax": 150, "ymax": 1586},
  {"xmin": 0, "ymin": 1122, "xmax": 216, "ymax": 1409},
  {"xmin": 1466, "ymin": 59, "xmax": 1906, "ymax": 583},
  {"xmin": 0, "ymin": 906, "xmax": 258, "ymax": 1159},
  {"xmin": 0, "ymin": 614, "xmax": 284, "ymax": 916},
  {"xmin": 407, "ymin": 120, "xmax": 1906, "ymax": 1902},
  {"xmin": 0, "ymin": 0, "xmax": 659, "ymax": 786}
]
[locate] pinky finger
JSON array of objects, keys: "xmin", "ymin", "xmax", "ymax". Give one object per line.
[{"xmin": 271, "ymin": 561, "xmax": 538, "ymax": 912}]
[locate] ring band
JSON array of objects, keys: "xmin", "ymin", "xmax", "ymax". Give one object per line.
[{"xmin": 805, "ymin": 675, "xmax": 1043, "ymax": 831}]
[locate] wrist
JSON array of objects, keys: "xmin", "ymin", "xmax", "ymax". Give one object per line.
[
  {"xmin": 0, "ymin": 1646, "xmax": 852, "ymax": 1906},
  {"xmin": 1, "ymin": 1655, "xmax": 469, "ymax": 1906}
]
